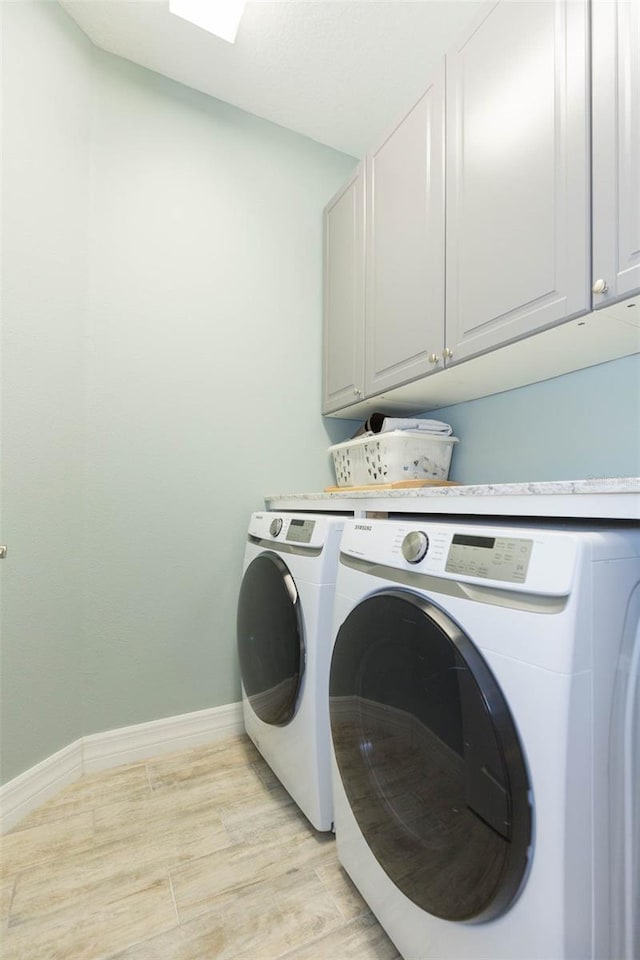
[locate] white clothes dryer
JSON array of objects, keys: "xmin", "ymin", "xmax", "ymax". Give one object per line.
[
  {"xmin": 237, "ymin": 511, "xmax": 345, "ymax": 831},
  {"xmin": 328, "ymin": 517, "xmax": 640, "ymax": 960}
]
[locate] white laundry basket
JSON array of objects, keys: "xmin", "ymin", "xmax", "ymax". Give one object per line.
[{"xmin": 329, "ymin": 431, "xmax": 458, "ymax": 487}]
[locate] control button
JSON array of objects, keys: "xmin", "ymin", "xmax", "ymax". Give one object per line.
[
  {"xmin": 401, "ymin": 531, "xmax": 429, "ymax": 564},
  {"xmin": 269, "ymin": 518, "xmax": 283, "ymax": 537}
]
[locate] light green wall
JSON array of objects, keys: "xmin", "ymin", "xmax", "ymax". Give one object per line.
[
  {"xmin": 0, "ymin": 1, "xmax": 357, "ymax": 782},
  {"xmin": 425, "ymin": 354, "xmax": 640, "ymax": 484},
  {"xmin": 82, "ymin": 51, "xmax": 357, "ymax": 736},
  {"xmin": 1, "ymin": 2, "xmax": 91, "ymax": 783}
]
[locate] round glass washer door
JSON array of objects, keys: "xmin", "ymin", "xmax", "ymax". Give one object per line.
[
  {"xmin": 237, "ymin": 552, "xmax": 304, "ymax": 726},
  {"xmin": 329, "ymin": 589, "xmax": 532, "ymax": 923}
]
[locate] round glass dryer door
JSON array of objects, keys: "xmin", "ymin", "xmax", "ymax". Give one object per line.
[
  {"xmin": 329, "ymin": 590, "xmax": 532, "ymax": 922},
  {"xmin": 237, "ymin": 552, "xmax": 304, "ymax": 726}
]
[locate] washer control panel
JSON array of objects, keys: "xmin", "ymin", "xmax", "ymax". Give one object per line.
[
  {"xmin": 285, "ymin": 518, "xmax": 316, "ymax": 544},
  {"xmin": 445, "ymin": 534, "xmax": 533, "ymax": 584},
  {"xmin": 249, "ymin": 513, "xmax": 346, "ymax": 553}
]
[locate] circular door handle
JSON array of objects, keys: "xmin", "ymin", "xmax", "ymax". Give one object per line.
[
  {"xmin": 428, "ymin": 353, "xmax": 439, "ymax": 364},
  {"xmin": 442, "ymin": 347, "xmax": 454, "ymax": 360},
  {"xmin": 0, "ymin": 545, "xmax": 7, "ymax": 559},
  {"xmin": 592, "ymin": 279, "xmax": 608, "ymax": 294},
  {"xmin": 353, "ymin": 388, "xmax": 362, "ymax": 397}
]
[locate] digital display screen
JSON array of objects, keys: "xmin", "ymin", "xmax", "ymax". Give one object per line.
[{"xmin": 451, "ymin": 534, "xmax": 496, "ymax": 549}]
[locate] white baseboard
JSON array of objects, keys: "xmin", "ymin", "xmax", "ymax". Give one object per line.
[
  {"xmin": 0, "ymin": 701, "xmax": 244, "ymax": 834},
  {"xmin": 0, "ymin": 739, "xmax": 84, "ymax": 835},
  {"xmin": 82, "ymin": 702, "xmax": 244, "ymax": 773}
]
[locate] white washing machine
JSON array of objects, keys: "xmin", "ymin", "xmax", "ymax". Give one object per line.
[
  {"xmin": 328, "ymin": 516, "xmax": 640, "ymax": 960},
  {"xmin": 237, "ymin": 511, "xmax": 345, "ymax": 831}
]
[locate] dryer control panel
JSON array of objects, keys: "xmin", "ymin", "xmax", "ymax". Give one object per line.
[
  {"xmin": 340, "ymin": 519, "xmax": 579, "ymax": 596},
  {"xmin": 445, "ymin": 533, "xmax": 533, "ymax": 584}
]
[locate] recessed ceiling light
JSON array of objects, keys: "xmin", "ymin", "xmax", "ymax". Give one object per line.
[{"xmin": 168, "ymin": 0, "xmax": 247, "ymax": 44}]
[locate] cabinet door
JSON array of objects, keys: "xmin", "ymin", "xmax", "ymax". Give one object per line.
[
  {"xmin": 322, "ymin": 164, "xmax": 365, "ymax": 414},
  {"xmin": 445, "ymin": 0, "xmax": 590, "ymax": 364},
  {"xmin": 592, "ymin": 0, "xmax": 640, "ymax": 307},
  {"xmin": 365, "ymin": 64, "xmax": 445, "ymax": 396}
]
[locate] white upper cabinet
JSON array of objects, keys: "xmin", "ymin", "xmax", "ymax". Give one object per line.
[
  {"xmin": 321, "ymin": 0, "xmax": 638, "ymax": 418},
  {"xmin": 445, "ymin": 0, "xmax": 590, "ymax": 363},
  {"xmin": 591, "ymin": 0, "xmax": 640, "ymax": 307},
  {"xmin": 365, "ymin": 63, "xmax": 446, "ymax": 396},
  {"xmin": 322, "ymin": 163, "xmax": 365, "ymax": 414}
]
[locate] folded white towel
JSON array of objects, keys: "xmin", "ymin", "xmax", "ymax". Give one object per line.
[{"xmin": 380, "ymin": 418, "xmax": 453, "ymax": 436}]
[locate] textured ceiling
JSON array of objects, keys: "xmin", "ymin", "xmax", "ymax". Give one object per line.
[{"xmin": 59, "ymin": 0, "xmax": 479, "ymax": 157}]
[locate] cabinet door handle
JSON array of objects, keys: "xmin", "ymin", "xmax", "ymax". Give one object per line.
[
  {"xmin": 353, "ymin": 388, "xmax": 362, "ymax": 397},
  {"xmin": 428, "ymin": 353, "xmax": 440, "ymax": 364},
  {"xmin": 0, "ymin": 546, "xmax": 7, "ymax": 559},
  {"xmin": 442, "ymin": 347, "xmax": 454, "ymax": 360},
  {"xmin": 592, "ymin": 279, "xmax": 608, "ymax": 294}
]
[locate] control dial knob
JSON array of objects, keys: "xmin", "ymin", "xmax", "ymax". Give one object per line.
[
  {"xmin": 401, "ymin": 531, "xmax": 429, "ymax": 564},
  {"xmin": 269, "ymin": 518, "xmax": 283, "ymax": 537}
]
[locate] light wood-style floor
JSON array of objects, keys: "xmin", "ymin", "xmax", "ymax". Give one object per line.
[{"xmin": 0, "ymin": 735, "xmax": 400, "ymax": 960}]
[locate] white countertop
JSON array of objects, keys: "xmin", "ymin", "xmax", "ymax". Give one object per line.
[{"xmin": 265, "ymin": 477, "xmax": 640, "ymax": 520}]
